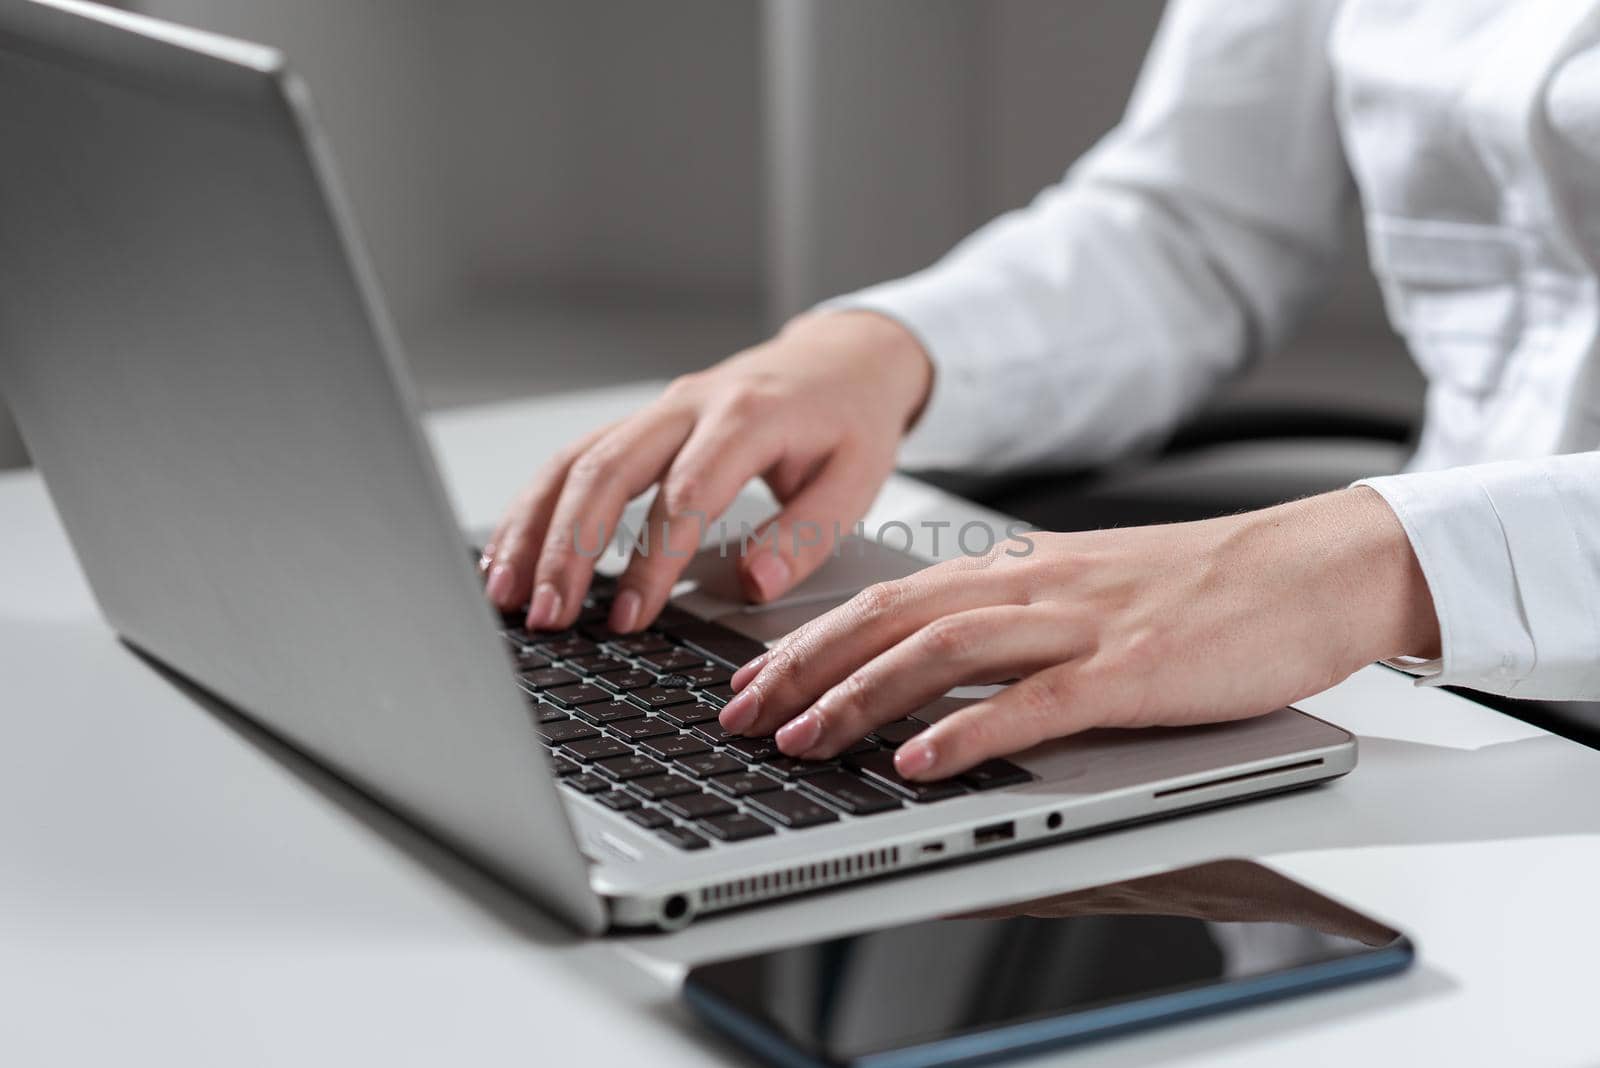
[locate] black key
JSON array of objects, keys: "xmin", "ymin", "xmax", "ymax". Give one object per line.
[
  {"xmin": 595, "ymin": 754, "xmax": 667, "ymax": 782},
  {"xmin": 638, "ymin": 734, "xmax": 712, "ymax": 762},
  {"xmin": 545, "ymin": 683, "xmax": 614, "ymax": 708},
  {"xmin": 869, "ymin": 719, "xmax": 926, "ymax": 748},
  {"xmin": 565, "ymin": 652, "xmax": 633, "ymax": 675},
  {"xmin": 840, "ymin": 738, "xmax": 879, "ymax": 757},
  {"xmin": 655, "ymin": 673, "xmax": 696, "ymax": 690},
  {"xmin": 594, "ymin": 670, "xmax": 659, "ymax": 693},
  {"xmin": 679, "ymin": 665, "xmax": 733, "ymax": 687},
  {"xmin": 538, "ymin": 636, "xmax": 598, "ymax": 659},
  {"xmin": 697, "ymin": 683, "xmax": 735, "ymax": 706},
  {"xmin": 594, "ymin": 789, "xmax": 641, "ymax": 812},
  {"xmin": 530, "ymin": 703, "xmax": 568, "ymax": 723},
  {"xmin": 521, "ymin": 667, "xmax": 580, "ymax": 691},
  {"xmin": 959, "ymin": 759, "xmax": 1033, "ymax": 791},
  {"xmin": 676, "ymin": 752, "xmax": 747, "ymax": 779},
  {"xmin": 608, "ymin": 717, "xmax": 677, "ymax": 742},
  {"xmin": 569, "ymin": 698, "xmax": 648, "ymax": 725},
  {"xmin": 561, "ymin": 736, "xmax": 633, "ymax": 763},
  {"xmin": 761, "ymin": 756, "xmax": 837, "ymax": 781},
  {"xmin": 707, "ymin": 771, "xmax": 782, "ymax": 798},
  {"xmin": 589, "ymin": 572, "xmax": 618, "ymax": 594},
  {"xmin": 607, "ymin": 634, "xmax": 672, "ymax": 656},
  {"xmin": 799, "ymin": 771, "xmax": 902, "ymax": 815},
  {"xmin": 629, "ymin": 773, "xmax": 702, "ymax": 800},
  {"xmin": 697, "ymin": 812, "xmax": 776, "ymax": 842},
  {"xmin": 747, "ymin": 790, "xmax": 840, "ymax": 829},
  {"xmin": 629, "ymin": 686, "xmax": 697, "ymax": 710},
  {"xmin": 501, "ymin": 626, "xmax": 537, "ymax": 647},
  {"xmin": 691, "ymin": 721, "xmax": 733, "ymax": 745},
  {"xmin": 628, "ymin": 808, "xmax": 672, "ymax": 830},
  {"xmin": 662, "ymin": 791, "xmax": 737, "ymax": 821},
  {"xmin": 511, "ymin": 648, "xmax": 553, "ymax": 671},
  {"xmin": 640, "ymin": 648, "xmax": 708, "ymax": 673},
  {"xmin": 652, "ymin": 604, "xmax": 700, "ymax": 629},
  {"xmin": 669, "ymin": 618, "xmax": 769, "ymax": 670},
  {"xmin": 846, "ymin": 750, "xmax": 968, "ymax": 802},
  {"xmin": 656, "ymin": 700, "xmax": 723, "ymax": 728},
  {"xmin": 551, "ymin": 756, "xmax": 581, "ymax": 778},
  {"xmin": 563, "ymin": 772, "xmax": 610, "ymax": 794},
  {"xmin": 537, "ymin": 719, "xmax": 600, "ymax": 746},
  {"xmin": 657, "ymin": 825, "xmax": 710, "ymax": 851},
  {"xmin": 724, "ymin": 735, "xmax": 779, "ymax": 762}
]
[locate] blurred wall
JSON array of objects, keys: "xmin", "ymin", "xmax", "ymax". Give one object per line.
[{"xmin": 0, "ymin": 0, "xmax": 1417, "ymax": 472}]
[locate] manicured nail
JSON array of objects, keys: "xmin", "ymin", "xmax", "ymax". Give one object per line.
[
  {"xmin": 609, "ymin": 588, "xmax": 642, "ymax": 633},
  {"xmin": 486, "ymin": 563, "xmax": 516, "ymax": 606},
  {"xmin": 731, "ymin": 652, "xmax": 769, "ymax": 692},
  {"xmin": 775, "ymin": 712, "xmax": 821, "ymax": 755},
  {"xmin": 527, "ymin": 582, "xmax": 562, "ymax": 629},
  {"xmin": 719, "ymin": 689, "xmax": 759, "ymax": 733},
  {"xmin": 895, "ymin": 739, "xmax": 936, "ymax": 778},
  {"xmin": 746, "ymin": 553, "xmax": 791, "ymax": 602}
]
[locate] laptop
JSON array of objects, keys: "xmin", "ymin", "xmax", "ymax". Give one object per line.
[{"xmin": 0, "ymin": 0, "xmax": 1355, "ymax": 932}]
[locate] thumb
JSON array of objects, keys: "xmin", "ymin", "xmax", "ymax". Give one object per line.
[{"xmin": 738, "ymin": 450, "xmax": 880, "ymax": 603}]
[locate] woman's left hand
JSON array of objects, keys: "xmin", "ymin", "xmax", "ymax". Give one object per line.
[{"xmin": 717, "ymin": 487, "xmax": 1439, "ymax": 781}]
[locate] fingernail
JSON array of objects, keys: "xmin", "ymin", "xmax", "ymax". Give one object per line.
[
  {"xmin": 746, "ymin": 553, "xmax": 791, "ymax": 602},
  {"xmin": 486, "ymin": 563, "xmax": 516, "ymax": 606},
  {"xmin": 731, "ymin": 653, "xmax": 769, "ymax": 692},
  {"xmin": 527, "ymin": 582, "xmax": 562, "ymax": 629},
  {"xmin": 478, "ymin": 547, "xmax": 495, "ymax": 574},
  {"xmin": 609, "ymin": 588, "xmax": 642, "ymax": 633},
  {"xmin": 775, "ymin": 711, "xmax": 821, "ymax": 755},
  {"xmin": 895, "ymin": 739, "xmax": 936, "ymax": 778},
  {"xmin": 719, "ymin": 689, "xmax": 759, "ymax": 733}
]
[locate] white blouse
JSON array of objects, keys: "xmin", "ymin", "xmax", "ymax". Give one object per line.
[{"xmin": 834, "ymin": 0, "xmax": 1600, "ymax": 701}]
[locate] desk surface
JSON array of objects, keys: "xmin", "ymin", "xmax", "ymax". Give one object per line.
[{"xmin": 4, "ymin": 385, "xmax": 1596, "ymax": 1067}]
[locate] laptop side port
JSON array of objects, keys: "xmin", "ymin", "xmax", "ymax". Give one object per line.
[{"xmin": 973, "ymin": 821, "xmax": 1015, "ymax": 847}]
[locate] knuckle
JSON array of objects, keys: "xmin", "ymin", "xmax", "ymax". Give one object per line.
[
  {"xmin": 919, "ymin": 616, "xmax": 976, "ymax": 661},
  {"xmin": 853, "ymin": 580, "xmax": 904, "ymax": 623},
  {"xmin": 825, "ymin": 672, "xmax": 873, "ymax": 726},
  {"xmin": 1015, "ymin": 675, "xmax": 1066, "ymax": 726},
  {"xmin": 718, "ymin": 381, "xmax": 776, "ymax": 421},
  {"xmin": 757, "ymin": 645, "xmax": 804, "ymax": 697},
  {"xmin": 662, "ymin": 372, "xmax": 705, "ymax": 402},
  {"xmin": 568, "ymin": 446, "xmax": 621, "ymax": 485},
  {"xmin": 662, "ymin": 472, "xmax": 699, "ymax": 514}
]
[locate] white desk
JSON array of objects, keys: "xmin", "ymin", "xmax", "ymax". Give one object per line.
[{"xmin": 5, "ymin": 385, "xmax": 1599, "ymax": 1067}]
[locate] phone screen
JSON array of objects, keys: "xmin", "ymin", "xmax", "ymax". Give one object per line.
[{"xmin": 685, "ymin": 860, "xmax": 1409, "ymax": 1066}]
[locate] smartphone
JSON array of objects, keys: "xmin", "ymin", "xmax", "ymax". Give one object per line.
[{"xmin": 683, "ymin": 859, "xmax": 1413, "ymax": 1067}]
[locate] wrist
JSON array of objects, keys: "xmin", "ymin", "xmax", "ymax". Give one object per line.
[
  {"xmin": 1298, "ymin": 487, "xmax": 1442, "ymax": 666},
  {"xmin": 1225, "ymin": 488, "xmax": 1440, "ymax": 675},
  {"xmin": 782, "ymin": 310, "xmax": 933, "ymax": 433}
]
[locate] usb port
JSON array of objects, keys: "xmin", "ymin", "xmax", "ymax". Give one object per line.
[{"xmin": 973, "ymin": 821, "xmax": 1015, "ymax": 847}]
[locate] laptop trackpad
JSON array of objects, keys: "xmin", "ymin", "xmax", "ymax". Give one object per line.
[{"xmin": 674, "ymin": 534, "xmax": 928, "ymax": 642}]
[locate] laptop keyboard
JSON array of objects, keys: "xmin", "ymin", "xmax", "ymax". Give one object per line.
[{"xmin": 496, "ymin": 572, "xmax": 1033, "ymax": 852}]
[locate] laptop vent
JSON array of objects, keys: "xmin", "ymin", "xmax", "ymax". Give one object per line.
[{"xmin": 698, "ymin": 846, "xmax": 903, "ymax": 911}]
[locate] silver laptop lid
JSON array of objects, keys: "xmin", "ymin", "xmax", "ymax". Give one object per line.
[{"xmin": 0, "ymin": 0, "xmax": 605, "ymax": 933}]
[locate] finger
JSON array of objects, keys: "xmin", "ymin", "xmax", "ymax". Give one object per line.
[
  {"xmin": 736, "ymin": 446, "xmax": 881, "ymax": 605},
  {"xmin": 774, "ymin": 606, "xmax": 1073, "ymax": 759},
  {"xmin": 610, "ymin": 413, "xmax": 791, "ymax": 632},
  {"xmin": 730, "ymin": 651, "xmax": 769, "ymax": 692},
  {"xmin": 719, "ymin": 553, "xmax": 1027, "ymax": 737},
  {"xmin": 483, "ymin": 423, "xmax": 615, "ymax": 611},
  {"xmin": 606, "ymin": 487, "xmax": 709, "ymax": 633},
  {"xmin": 530, "ymin": 408, "xmax": 696, "ymax": 629},
  {"xmin": 894, "ymin": 663, "xmax": 1104, "ymax": 780}
]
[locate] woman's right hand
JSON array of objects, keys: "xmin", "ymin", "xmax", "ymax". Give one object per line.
[{"xmin": 481, "ymin": 310, "xmax": 933, "ymax": 634}]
